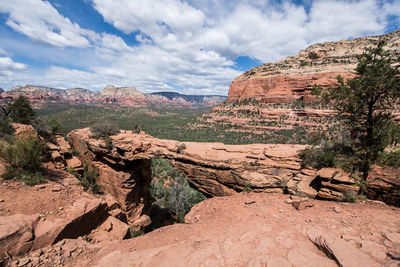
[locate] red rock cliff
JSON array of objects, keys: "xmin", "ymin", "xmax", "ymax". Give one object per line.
[{"xmin": 228, "ymin": 30, "xmax": 400, "ymax": 103}]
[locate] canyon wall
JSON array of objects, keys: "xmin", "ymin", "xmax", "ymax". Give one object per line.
[{"xmin": 228, "ymin": 30, "xmax": 400, "ymax": 103}]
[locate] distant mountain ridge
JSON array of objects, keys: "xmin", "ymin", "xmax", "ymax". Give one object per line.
[
  {"xmin": 151, "ymin": 91, "xmax": 226, "ymax": 106},
  {"xmin": 1, "ymin": 85, "xmax": 226, "ymax": 108}
]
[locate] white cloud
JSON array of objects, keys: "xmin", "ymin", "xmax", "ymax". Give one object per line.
[
  {"xmin": 0, "ymin": 0, "xmax": 399, "ymax": 95},
  {"xmin": 306, "ymin": 0, "xmax": 385, "ymax": 43},
  {"xmin": 0, "ymin": 0, "xmax": 91, "ymax": 48},
  {"xmin": 92, "ymin": 0, "xmax": 205, "ymax": 41},
  {"xmin": 0, "ymin": 56, "xmax": 26, "ymax": 77}
]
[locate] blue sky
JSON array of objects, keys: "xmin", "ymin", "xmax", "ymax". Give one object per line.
[{"xmin": 0, "ymin": 0, "xmax": 399, "ymax": 95}]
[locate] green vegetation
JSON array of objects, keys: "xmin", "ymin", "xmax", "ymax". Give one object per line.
[
  {"xmin": 0, "ymin": 96, "xmax": 49, "ymax": 185},
  {"xmin": 0, "ymin": 137, "xmax": 47, "ymax": 185},
  {"xmin": 90, "ymin": 122, "xmax": 120, "ymax": 138},
  {"xmin": 68, "ymin": 164, "xmax": 102, "ymax": 194},
  {"xmin": 36, "ymin": 106, "xmax": 208, "ymax": 137},
  {"xmin": 130, "ymin": 229, "xmax": 145, "ymax": 238},
  {"xmin": 0, "ymin": 114, "xmax": 14, "ymax": 139},
  {"xmin": 242, "ymin": 182, "xmax": 253, "ymax": 193},
  {"xmin": 49, "ymin": 119, "xmax": 62, "ymax": 134},
  {"xmin": 376, "ymin": 150, "xmax": 400, "ymax": 168},
  {"xmin": 150, "ymin": 158, "xmax": 206, "ymax": 223},
  {"xmin": 312, "ymin": 41, "xmax": 400, "ymax": 183},
  {"xmin": 7, "ymin": 96, "xmax": 36, "ymax": 124},
  {"xmin": 67, "ymin": 165, "xmax": 99, "ymax": 193},
  {"xmin": 35, "ymin": 103, "xmax": 330, "ymax": 145}
]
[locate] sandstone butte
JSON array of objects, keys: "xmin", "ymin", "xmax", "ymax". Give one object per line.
[
  {"xmin": 1, "ymin": 127, "xmax": 400, "ymax": 266},
  {"xmin": 227, "ymin": 30, "xmax": 400, "ymax": 103}
]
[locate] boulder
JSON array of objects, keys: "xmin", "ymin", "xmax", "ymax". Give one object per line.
[
  {"xmin": 11, "ymin": 123, "xmax": 37, "ymax": 140},
  {"xmin": 88, "ymin": 216, "xmax": 130, "ymax": 242},
  {"xmin": 292, "ymin": 200, "xmax": 314, "ymax": 210},
  {"xmin": 315, "ymin": 168, "xmax": 359, "ymax": 201},
  {"xmin": 31, "ymin": 198, "xmax": 108, "ymax": 251},
  {"xmin": 0, "ymin": 214, "xmax": 40, "ymax": 261},
  {"xmin": 367, "ymin": 166, "xmax": 400, "ymax": 207}
]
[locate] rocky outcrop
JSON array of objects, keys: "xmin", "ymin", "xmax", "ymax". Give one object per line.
[
  {"xmin": 228, "ymin": 30, "xmax": 400, "ymax": 103},
  {"xmin": 152, "ymin": 92, "xmax": 226, "ymax": 107},
  {"xmin": 0, "ymin": 214, "xmax": 40, "ymax": 262},
  {"xmin": 67, "ymin": 128, "xmax": 307, "ymax": 201},
  {"xmin": 67, "ymin": 128, "xmax": 400, "ymax": 219},
  {"xmin": 314, "ymin": 168, "xmax": 360, "ymax": 201},
  {"xmin": 101, "ymin": 85, "xmax": 145, "ymax": 98},
  {"xmin": 367, "ymin": 166, "xmax": 400, "ymax": 206},
  {"xmin": 0, "ymin": 197, "xmax": 130, "ymax": 263}
]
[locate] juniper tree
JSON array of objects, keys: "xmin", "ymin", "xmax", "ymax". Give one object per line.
[{"xmin": 313, "ymin": 41, "xmax": 400, "ymax": 184}]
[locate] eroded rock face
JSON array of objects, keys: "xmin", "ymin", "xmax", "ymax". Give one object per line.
[
  {"xmin": 227, "ymin": 30, "xmax": 400, "ymax": 103},
  {"xmin": 0, "ymin": 198, "xmax": 121, "ymax": 263}
]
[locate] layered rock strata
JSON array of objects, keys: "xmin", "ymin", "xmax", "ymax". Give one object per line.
[
  {"xmin": 228, "ymin": 30, "xmax": 400, "ymax": 103},
  {"xmin": 67, "ymin": 129, "xmax": 400, "ymax": 224}
]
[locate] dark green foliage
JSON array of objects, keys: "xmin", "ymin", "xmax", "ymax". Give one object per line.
[
  {"xmin": 0, "ymin": 115, "xmax": 14, "ymax": 138},
  {"xmin": 8, "ymin": 96, "xmax": 36, "ymax": 124},
  {"xmin": 36, "ymin": 105, "xmax": 321, "ymax": 145},
  {"xmin": 104, "ymin": 136, "xmax": 113, "ymax": 150},
  {"xmin": 0, "ymin": 137, "xmax": 47, "ymax": 185},
  {"xmin": 130, "ymin": 229, "xmax": 145, "ymax": 238},
  {"xmin": 90, "ymin": 122, "xmax": 120, "ymax": 138},
  {"xmin": 376, "ymin": 150, "xmax": 400, "ymax": 168},
  {"xmin": 312, "ymin": 41, "xmax": 400, "ymax": 181},
  {"xmin": 299, "ymin": 143, "xmax": 336, "ymax": 169},
  {"xmin": 49, "ymin": 119, "xmax": 61, "ymax": 134},
  {"xmin": 68, "ymin": 165, "xmax": 101, "ymax": 194},
  {"xmin": 150, "ymin": 158, "xmax": 206, "ymax": 223},
  {"xmin": 242, "ymin": 182, "xmax": 253, "ymax": 193}
]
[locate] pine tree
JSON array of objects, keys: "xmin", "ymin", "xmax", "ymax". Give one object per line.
[
  {"xmin": 8, "ymin": 96, "xmax": 36, "ymax": 124},
  {"xmin": 313, "ymin": 40, "xmax": 400, "ymax": 183}
]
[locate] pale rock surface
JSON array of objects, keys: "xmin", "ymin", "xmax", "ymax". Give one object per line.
[{"xmin": 11, "ymin": 193, "xmax": 400, "ymax": 266}]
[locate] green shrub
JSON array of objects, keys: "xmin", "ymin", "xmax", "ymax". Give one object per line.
[
  {"xmin": 90, "ymin": 123, "xmax": 120, "ymax": 138},
  {"xmin": 299, "ymin": 142, "xmax": 336, "ymax": 169},
  {"xmin": 8, "ymin": 96, "xmax": 36, "ymax": 124},
  {"xmin": 376, "ymin": 150, "xmax": 400, "ymax": 168},
  {"xmin": 68, "ymin": 164, "xmax": 102, "ymax": 194},
  {"xmin": 49, "ymin": 119, "xmax": 61, "ymax": 134},
  {"xmin": 0, "ymin": 115, "xmax": 14, "ymax": 138},
  {"xmin": 0, "ymin": 137, "xmax": 47, "ymax": 185},
  {"xmin": 150, "ymin": 158, "xmax": 206, "ymax": 222},
  {"xmin": 242, "ymin": 182, "xmax": 253, "ymax": 193},
  {"xmin": 130, "ymin": 228, "xmax": 145, "ymax": 238},
  {"xmin": 104, "ymin": 136, "xmax": 113, "ymax": 150}
]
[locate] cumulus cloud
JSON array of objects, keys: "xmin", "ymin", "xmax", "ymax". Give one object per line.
[
  {"xmin": 0, "ymin": 0, "xmax": 399, "ymax": 94},
  {"xmin": 0, "ymin": 0, "xmax": 91, "ymax": 48},
  {"xmin": 0, "ymin": 56, "xmax": 26, "ymax": 77}
]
